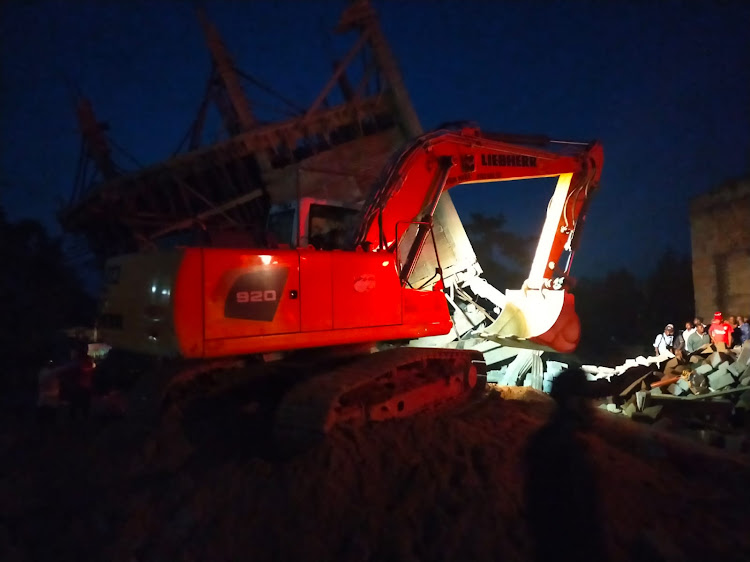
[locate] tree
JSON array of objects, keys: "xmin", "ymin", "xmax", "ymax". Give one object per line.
[
  {"xmin": 641, "ymin": 250, "xmax": 694, "ymax": 333},
  {"xmin": 573, "ymin": 269, "xmax": 645, "ymax": 362},
  {"xmin": 463, "ymin": 212, "xmax": 537, "ymax": 290},
  {"xmin": 0, "ymin": 207, "xmax": 95, "ymax": 390}
]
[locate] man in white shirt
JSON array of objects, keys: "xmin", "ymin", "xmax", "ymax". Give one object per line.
[
  {"xmin": 653, "ymin": 324, "xmax": 674, "ymax": 355},
  {"xmin": 682, "ymin": 321, "xmax": 696, "ymax": 344}
]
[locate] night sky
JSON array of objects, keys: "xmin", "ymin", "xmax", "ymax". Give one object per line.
[{"xmin": 1, "ymin": 1, "xmax": 749, "ymax": 279}]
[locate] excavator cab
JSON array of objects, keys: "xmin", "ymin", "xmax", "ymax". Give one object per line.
[{"xmin": 266, "ymin": 197, "xmax": 361, "ymax": 250}]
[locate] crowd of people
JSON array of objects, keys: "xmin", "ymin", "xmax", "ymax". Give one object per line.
[{"xmin": 653, "ymin": 312, "xmax": 750, "ymax": 356}]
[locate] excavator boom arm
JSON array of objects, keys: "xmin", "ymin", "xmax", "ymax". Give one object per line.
[{"xmin": 354, "ymin": 127, "xmax": 603, "ymax": 289}]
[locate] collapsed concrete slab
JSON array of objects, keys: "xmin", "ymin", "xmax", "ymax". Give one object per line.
[
  {"xmin": 737, "ymin": 341, "xmax": 750, "ymax": 367},
  {"xmin": 707, "ymin": 371, "xmax": 735, "ymax": 391}
]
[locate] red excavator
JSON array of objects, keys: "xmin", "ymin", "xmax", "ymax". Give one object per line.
[{"xmin": 98, "ymin": 126, "xmax": 603, "ymax": 441}]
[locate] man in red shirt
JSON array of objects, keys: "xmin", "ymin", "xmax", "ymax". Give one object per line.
[{"xmin": 708, "ymin": 312, "xmax": 734, "ymax": 348}]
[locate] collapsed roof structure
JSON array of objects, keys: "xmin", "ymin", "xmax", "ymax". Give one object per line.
[{"xmin": 59, "ymin": 1, "xmax": 431, "ymax": 263}]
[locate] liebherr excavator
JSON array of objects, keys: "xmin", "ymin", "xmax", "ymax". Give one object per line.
[{"xmin": 98, "ymin": 126, "xmax": 603, "ymax": 440}]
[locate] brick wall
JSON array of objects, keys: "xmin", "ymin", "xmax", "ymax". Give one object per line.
[{"xmin": 690, "ymin": 179, "xmax": 750, "ymax": 320}]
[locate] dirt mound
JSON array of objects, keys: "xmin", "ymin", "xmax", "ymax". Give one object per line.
[{"xmin": 1, "ymin": 388, "xmax": 749, "ymax": 561}]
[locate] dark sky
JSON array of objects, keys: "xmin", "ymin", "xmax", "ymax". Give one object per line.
[{"xmin": 1, "ymin": 1, "xmax": 749, "ymax": 279}]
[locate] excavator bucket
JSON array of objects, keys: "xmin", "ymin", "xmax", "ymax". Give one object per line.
[{"xmin": 480, "ymin": 289, "xmax": 581, "ymax": 354}]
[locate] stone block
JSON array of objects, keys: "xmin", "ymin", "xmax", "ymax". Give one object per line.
[
  {"xmin": 715, "ymin": 361, "xmax": 730, "ymax": 373},
  {"xmin": 737, "ymin": 341, "xmax": 750, "ymax": 366},
  {"xmin": 650, "ymin": 386, "xmax": 663, "ymax": 395},
  {"xmin": 689, "ymin": 355, "xmax": 704, "ymax": 364},
  {"xmin": 740, "ymin": 376, "xmax": 750, "ymax": 387},
  {"xmin": 695, "ymin": 363, "xmax": 714, "ymax": 375},
  {"xmin": 486, "ymin": 370, "xmax": 505, "ymax": 384},
  {"xmin": 709, "ymin": 352, "xmax": 723, "ymax": 368},
  {"xmin": 640, "ymin": 405, "xmax": 663, "ymax": 420},
  {"xmin": 622, "ymin": 402, "xmax": 637, "ymax": 417},
  {"xmin": 707, "ymin": 371, "xmax": 735, "ymax": 390},
  {"xmin": 544, "ymin": 361, "xmax": 567, "ymax": 379},
  {"xmin": 728, "ymin": 363, "xmax": 743, "ymax": 377},
  {"xmin": 667, "ymin": 384, "xmax": 682, "ymax": 395},
  {"xmin": 606, "ymin": 403, "xmax": 621, "ymax": 414},
  {"xmin": 676, "ymin": 378, "xmax": 691, "ymax": 392}
]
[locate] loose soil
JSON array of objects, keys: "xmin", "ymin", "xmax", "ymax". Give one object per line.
[{"xmin": 1, "ymin": 384, "xmax": 748, "ymax": 561}]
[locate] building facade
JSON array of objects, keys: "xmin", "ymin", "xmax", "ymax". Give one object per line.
[{"xmin": 690, "ymin": 178, "xmax": 750, "ymax": 319}]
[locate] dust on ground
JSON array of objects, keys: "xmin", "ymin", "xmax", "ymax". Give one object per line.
[{"xmin": 1, "ymin": 385, "xmax": 749, "ymax": 562}]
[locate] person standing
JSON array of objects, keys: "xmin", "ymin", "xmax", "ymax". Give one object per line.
[
  {"xmin": 674, "ymin": 321, "xmax": 693, "ymax": 352},
  {"xmin": 653, "ymin": 324, "xmax": 674, "ymax": 356},
  {"xmin": 708, "ymin": 312, "xmax": 733, "ymax": 348},
  {"xmin": 686, "ymin": 323, "xmax": 711, "ymax": 353},
  {"xmin": 683, "ymin": 319, "xmax": 698, "ymax": 343},
  {"xmin": 739, "ymin": 316, "xmax": 750, "ymax": 344}
]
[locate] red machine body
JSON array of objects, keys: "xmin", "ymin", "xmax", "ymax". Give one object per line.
[{"xmin": 172, "ymin": 247, "xmax": 450, "ymax": 358}]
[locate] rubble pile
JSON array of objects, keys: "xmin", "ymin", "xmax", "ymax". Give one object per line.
[{"xmin": 488, "ymin": 341, "xmax": 750, "ymax": 452}]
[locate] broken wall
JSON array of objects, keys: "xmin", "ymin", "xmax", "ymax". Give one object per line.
[{"xmin": 690, "ymin": 178, "xmax": 750, "ymax": 318}]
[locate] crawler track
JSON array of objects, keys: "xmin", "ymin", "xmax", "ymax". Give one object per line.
[
  {"xmin": 154, "ymin": 347, "xmax": 486, "ymax": 455},
  {"xmin": 274, "ymin": 347, "xmax": 486, "ymax": 452}
]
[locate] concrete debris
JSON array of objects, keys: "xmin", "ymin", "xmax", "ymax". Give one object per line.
[
  {"xmin": 486, "ymin": 369, "xmax": 507, "ymax": 384},
  {"xmin": 688, "ymin": 372, "xmax": 709, "ymax": 395},
  {"xmin": 695, "ymin": 363, "xmax": 715, "ymax": 375},
  {"xmin": 675, "ymin": 378, "xmax": 691, "ymax": 393},
  {"xmin": 736, "ymin": 340, "xmax": 750, "ymax": 366},
  {"xmin": 707, "ymin": 371, "xmax": 735, "ymax": 391},
  {"xmin": 622, "ymin": 402, "xmax": 637, "ymax": 417},
  {"xmin": 635, "ymin": 390, "xmax": 648, "ymax": 411},
  {"xmin": 709, "ymin": 352, "xmax": 724, "ymax": 368},
  {"xmin": 666, "ymin": 384, "xmax": 682, "ymax": 396},
  {"xmin": 529, "ymin": 353, "xmax": 544, "ymax": 391},
  {"xmin": 503, "ymin": 350, "xmax": 539, "ymax": 386},
  {"xmin": 727, "ymin": 363, "xmax": 743, "ymax": 377},
  {"xmin": 485, "ymin": 340, "xmax": 750, "ymax": 454}
]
